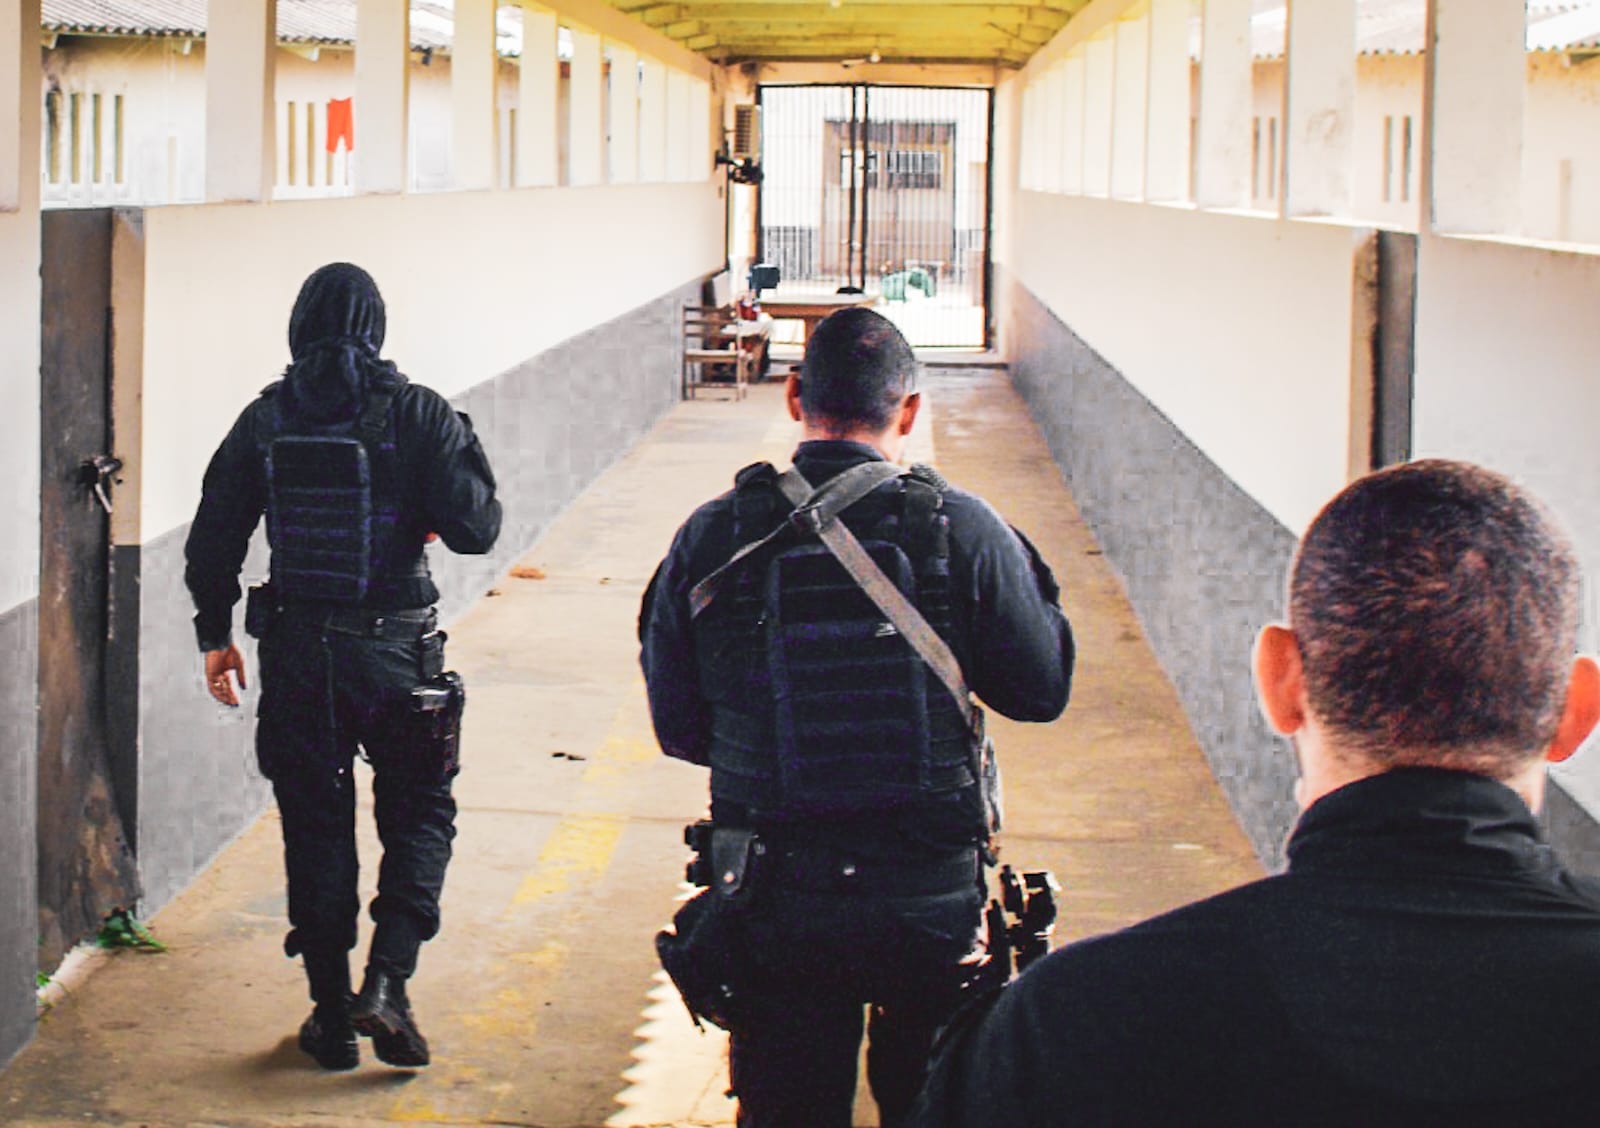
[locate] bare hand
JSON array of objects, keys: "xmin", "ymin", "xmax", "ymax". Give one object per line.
[{"xmin": 205, "ymin": 644, "xmax": 248, "ymax": 707}]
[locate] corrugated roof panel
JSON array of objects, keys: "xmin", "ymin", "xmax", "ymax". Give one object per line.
[
  {"xmin": 1528, "ymin": 6, "xmax": 1600, "ymax": 51},
  {"xmin": 1233, "ymin": 0, "xmax": 1600, "ymax": 60},
  {"xmin": 42, "ymin": 0, "xmax": 524, "ymax": 54},
  {"xmin": 43, "ymin": 0, "xmax": 205, "ymax": 37}
]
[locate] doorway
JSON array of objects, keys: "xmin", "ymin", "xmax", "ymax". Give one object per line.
[{"xmin": 757, "ymin": 84, "xmax": 993, "ymax": 349}]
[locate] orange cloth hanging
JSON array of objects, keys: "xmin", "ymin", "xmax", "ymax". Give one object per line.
[{"xmin": 326, "ymin": 98, "xmax": 354, "ymax": 153}]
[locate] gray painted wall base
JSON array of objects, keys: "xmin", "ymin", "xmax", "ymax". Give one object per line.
[
  {"xmin": 0, "ymin": 599, "xmax": 38, "ymax": 1069},
  {"xmin": 1004, "ymin": 270, "xmax": 1600, "ymax": 874}
]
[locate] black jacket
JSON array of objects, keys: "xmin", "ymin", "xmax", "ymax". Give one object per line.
[
  {"xmin": 639, "ymin": 440, "xmax": 1074, "ymax": 854},
  {"xmin": 184, "ymin": 379, "xmax": 501, "ymax": 651},
  {"xmin": 910, "ymin": 768, "xmax": 1600, "ymax": 1126}
]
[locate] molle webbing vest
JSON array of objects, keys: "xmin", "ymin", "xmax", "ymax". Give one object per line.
[
  {"xmin": 260, "ymin": 382, "xmax": 415, "ymax": 603},
  {"xmin": 699, "ymin": 461, "xmax": 974, "ymax": 821}
]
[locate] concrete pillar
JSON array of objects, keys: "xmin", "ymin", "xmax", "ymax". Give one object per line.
[
  {"xmin": 1111, "ymin": 13, "xmax": 1150, "ymax": 200},
  {"xmin": 1146, "ymin": 0, "xmax": 1190, "ymax": 202},
  {"xmin": 639, "ymin": 56, "xmax": 666, "ymax": 182},
  {"xmin": 205, "ymin": 0, "xmax": 276, "ymax": 202},
  {"xmin": 1030, "ymin": 73, "xmax": 1046, "ymax": 193},
  {"xmin": 1083, "ymin": 33, "xmax": 1114, "ymax": 198},
  {"xmin": 568, "ymin": 27, "xmax": 602, "ymax": 186},
  {"xmin": 1195, "ymin": 0, "xmax": 1252, "ymax": 210},
  {"xmin": 1424, "ymin": 0, "xmax": 1524, "ymax": 234},
  {"xmin": 0, "ymin": 0, "xmax": 31, "ymax": 210},
  {"xmin": 665, "ymin": 68, "xmax": 689, "ymax": 182},
  {"xmin": 354, "ymin": 0, "xmax": 408, "ymax": 194},
  {"xmin": 1017, "ymin": 82, "xmax": 1032, "ymax": 190},
  {"xmin": 608, "ymin": 43, "xmax": 639, "ymax": 183},
  {"xmin": 452, "ymin": 0, "xmax": 496, "ymax": 190},
  {"xmin": 1283, "ymin": 0, "xmax": 1355, "ymax": 217},
  {"xmin": 1062, "ymin": 52, "xmax": 1085, "ymax": 195},
  {"xmin": 516, "ymin": 3, "xmax": 558, "ymax": 187},
  {"xmin": 1041, "ymin": 63, "xmax": 1064, "ymax": 193},
  {"xmin": 689, "ymin": 74, "xmax": 711, "ymax": 181}
]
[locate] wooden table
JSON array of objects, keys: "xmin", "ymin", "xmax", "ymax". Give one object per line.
[{"xmin": 760, "ymin": 292, "xmax": 879, "ymax": 345}]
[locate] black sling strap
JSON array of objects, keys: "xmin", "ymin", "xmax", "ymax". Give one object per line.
[
  {"xmin": 687, "ymin": 460, "xmax": 903, "ymax": 619},
  {"xmin": 771, "ymin": 467, "xmax": 975, "ymax": 728}
]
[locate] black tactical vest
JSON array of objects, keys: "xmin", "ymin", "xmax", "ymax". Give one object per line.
[
  {"xmin": 255, "ymin": 380, "xmax": 418, "ymax": 604},
  {"xmin": 698, "ymin": 461, "xmax": 976, "ymax": 822}
]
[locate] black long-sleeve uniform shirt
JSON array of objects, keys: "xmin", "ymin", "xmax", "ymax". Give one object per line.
[
  {"xmin": 184, "ymin": 380, "xmax": 501, "ymax": 652},
  {"xmin": 639, "ymin": 440, "xmax": 1074, "ymax": 853},
  {"xmin": 911, "ymin": 768, "xmax": 1600, "ymax": 1126}
]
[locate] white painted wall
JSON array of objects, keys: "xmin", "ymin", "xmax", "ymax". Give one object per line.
[
  {"xmin": 1009, "ymin": 191, "xmax": 1371, "ymax": 534},
  {"xmin": 1524, "ymin": 53, "xmax": 1600, "ymax": 244},
  {"xmin": 1409, "ymin": 231, "xmax": 1600, "ymax": 802},
  {"xmin": 1, "ymin": 3, "xmax": 39, "ymax": 614},
  {"xmin": 123, "ymin": 179, "xmax": 722, "ymax": 542},
  {"xmin": 41, "ymin": 36, "xmax": 207, "ymax": 206},
  {"xmin": 43, "ymin": 34, "xmax": 711, "ymax": 201},
  {"xmin": 1350, "ymin": 55, "xmax": 1423, "ymax": 229}
]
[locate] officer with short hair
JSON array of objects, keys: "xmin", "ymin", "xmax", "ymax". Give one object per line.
[
  {"xmin": 639, "ymin": 308, "xmax": 1074, "ymax": 1127},
  {"xmin": 185, "ymin": 262, "xmax": 501, "ymax": 1071}
]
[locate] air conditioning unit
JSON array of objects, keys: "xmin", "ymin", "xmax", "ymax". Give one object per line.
[{"xmin": 731, "ymin": 104, "xmax": 761, "ymax": 162}]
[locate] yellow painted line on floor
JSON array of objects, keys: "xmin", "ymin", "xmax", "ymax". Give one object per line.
[
  {"xmin": 387, "ymin": 697, "xmax": 644, "ymax": 1123},
  {"xmin": 510, "ymin": 812, "xmax": 629, "ymax": 906}
]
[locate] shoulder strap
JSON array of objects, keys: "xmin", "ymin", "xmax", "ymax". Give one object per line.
[
  {"xmin": 688, "ymin": 460, "xmax": 903, "ymax": 619},
  {"xmin": 772, "ymin": 467, "xmax": 974, "ymax": 724},
  {"xmin": 356, "ymin": 383, "xmax": 400, "ymax": 446}
]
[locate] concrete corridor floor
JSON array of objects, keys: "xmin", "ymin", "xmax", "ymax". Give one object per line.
[{"xmin": 0, "ymin": 370, "xmax": 1264, "ymax": 1127}]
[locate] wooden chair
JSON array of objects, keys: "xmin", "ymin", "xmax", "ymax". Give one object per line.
[{"xmin": 682, "ymin": 304, "xmax": 751, "ymax": 400}]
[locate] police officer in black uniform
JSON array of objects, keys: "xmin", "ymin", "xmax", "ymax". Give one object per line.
[
  {"xmin": 639, "ymin": 308, "xmax": 1074, "ymax": 1127},
  {"xmin": 185, "ymin": 262, "xmax": 501, "ymax": 1071}
]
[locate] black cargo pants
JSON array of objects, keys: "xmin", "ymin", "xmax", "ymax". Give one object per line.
[
  {"xmin": 728, "ymin": 876, "xmax": 984, "ymax": 1128},
  {"xmin": 255, "ymin": 606, "xmax": 457, "ymax": 978}
]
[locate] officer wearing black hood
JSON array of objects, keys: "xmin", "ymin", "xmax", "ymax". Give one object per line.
[{"xmin": 185, "ymin": 263, "xmax": 500, "ymax": 1071}]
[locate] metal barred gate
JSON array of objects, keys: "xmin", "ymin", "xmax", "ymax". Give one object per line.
[{"xmin": 757, "ymin": 84, "xmax": 993, "ymax": 349}]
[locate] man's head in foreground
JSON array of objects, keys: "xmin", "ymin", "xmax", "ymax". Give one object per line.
[
  {"xmin": 1256, "ymin": 458, "xmax": 1600, "ymax": 813},
  {"xmin": 787, "ymin": 307, "xmax": 921, "ymax": 459}
]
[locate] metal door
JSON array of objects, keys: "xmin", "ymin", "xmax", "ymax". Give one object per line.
[
  {"xmin": 38, "ymin": 208, "xmax": 139, "ymax": 971},
  {"xmin": 758, "ymin": 84, "xmax": 993, "ymax": 349}
]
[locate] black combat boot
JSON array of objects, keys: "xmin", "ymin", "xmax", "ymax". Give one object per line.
[
  {"xmin": 349, "ymin": 969, "xmax": 430, "ymax": 1067},
  {"xmin": 298, "ymin": 949, "xmax": 359, "ymax": 1071}
]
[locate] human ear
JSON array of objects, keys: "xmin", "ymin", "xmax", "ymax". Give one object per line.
[
  {"xmin": 786, "ymin": 374, "xmax": 804, "ymax": 422},
  {"xmin": 1546, "ymin": 655, "xmax": 1600, "ymax": 763},
  {"xmin": 1254, "ymin": 624, "xmax": 1308, "ymax": 737},
  {"xmin": 897, "ymin": 392, "xmax": 922, "ymax": 436}
]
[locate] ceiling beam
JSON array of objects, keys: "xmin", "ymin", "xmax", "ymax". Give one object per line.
[
  {"xmin": 722, "ymin": 47, "xmax": 1029, "ymax": 64},
  {"xmin": 636, "ymin": 4, "xmax": 683, "ymax": 25},
  {"xmin": 710, "ymin": 34, "xmax": 1029, "ymax": 50},
  {"xmin": 665, "ymin": 4, "xmax": 1061, "ymax": 23}
]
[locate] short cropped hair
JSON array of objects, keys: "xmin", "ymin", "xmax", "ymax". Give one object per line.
[
  {"xmin": 1289, "ymin": 459, "xmax": 1581, "ymax": 777},
  {"xmin": 799, "ymin": 308, "xmax": 917, "ymax": 432}
]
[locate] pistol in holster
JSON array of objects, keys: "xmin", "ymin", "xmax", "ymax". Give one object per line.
[
  {"xmin": 683, "ymin": 819, "xmax": 762, "ymax": 902},
  {"xmin": 657, "ymin": 820, "xmax": 762, "ymax": 1032},
  {"xmin": 409, "ymin": 667, "xmax": 465, "ymax": 779}
]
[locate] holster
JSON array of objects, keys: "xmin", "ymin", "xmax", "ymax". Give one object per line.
[
  {"xmin": 655, "ymin": 888, "xmax": 748, "ymax": 1032},
  {"xmin": 409, "ymin": 669, "xmax": 465, "ymax": 779},
  {"xmin": 660, "ymin": 823, "xmax": 763, "ymax": 1031},
  {"xmin": 244, "ymin": 583, "xmax": 278, "ymax": 640}
]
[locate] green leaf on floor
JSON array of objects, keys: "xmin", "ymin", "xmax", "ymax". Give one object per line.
[
  {"xmin": 95, "ymin": 907, "xmax": 167, "ymax": 953},
  {"xmin": 35, "ymin": 971, "xmax": 50, "ymax": 989}
]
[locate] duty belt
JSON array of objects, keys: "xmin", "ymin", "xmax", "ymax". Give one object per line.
[
  {"xmin": 281, "ymin": 601, "xmax": 437, "ymax": 641},
  {"xmin": 764, "ymin": 845, "xmax": 981, "ymax": 897}
]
